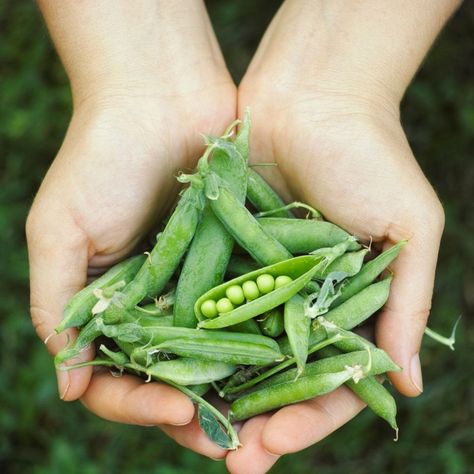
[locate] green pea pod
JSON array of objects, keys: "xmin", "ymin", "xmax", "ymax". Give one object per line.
[
  {"xmin": 226, "ymin": 255, "xmax": 260, "ymax": 276},
  {"xmin": 331, "ymin": 240, "xmax": 406, "ymax": 308},
  {"xmin": 229, "ymin": 367, "xmax": 356, "ymax": 421},
  {"xmin": 258, "ymin": 217, "xmax": 360, "ymax": 253},
  {"xmin": 284, "ymin": 294, "xmax": 310, "ymax": 376},
  {"xmin": 152, "ymin": 338, "xmax": 283, "ymax": 366},
  {"xmin": 230, "ymin": 318, "xmax": 262, "ymax": 335},
  {"xmin": 254, "ymin": 349, "xmax": 400, "ymax": 392},
  {"xmin": 55, "ymin": 254, "xmax": 145, "ymax": 333},
  {"xmin": 320, "ymin": 346, "xmax": 398, "ymax": 432},
  {"xmin": 247, "ymin": 168, "xmax": 293, "ymax": 218},
  {"xmin": 144, "ymin": 358, "xmax": 237, "ymax": 385},
  {"xmin": 279, "ymin": 276, "xmax": 393, "ymax": 355},
  {"xmin": 207, "ymin": 180, "xmax": 293, "ymax": 266},
  {"xmin": 102, "ymin": 303, "xmax": 173, "ymax": 325},
  {"xmin": 173, "ymin": 129, "xmax": 248, "ymax": 328},
  {"xmin": 234, "ymin": 108, "xmax": 251, "ymax": 162},
  {"xmin": 223, "ymin": 332, "xmax": 343, "ymax": 396},
  {"xmin": 100, "ymin": 320, "xmax": 281, "ymax": 353},
  {"xmin": 259, "ymin": 307, "xmax": 284, "ymax": 337},
  {"xmin": 55, "ymin": 317, "xmax": 103, "ymax": 365},
  {"xmin": 320, "ymin": 248, "xmax": 369, "ymax": 279},
  {"xmin": 196, "ymin": 255, "xmax": 324, "ymax": 329},
  {"xmin": 119, "ymin": 183, "xmax": 204, "ymax": 308},
  {"xmin": 188, "ymin": 383, "xmax": 212, "ymax": 397}
]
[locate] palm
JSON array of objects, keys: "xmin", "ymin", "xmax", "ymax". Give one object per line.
[
  {"xmin": 225, "ymin": 96, "xmax": 443, "ymax": 472},
  {"xmin": 41, "ymin": 100, "xmax": 218, "ymax": 270},
  {"xmin": 28, "ymin": 93, "xmax": 236, "ymax": 460}
]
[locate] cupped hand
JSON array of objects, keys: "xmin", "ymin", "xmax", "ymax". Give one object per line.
[
  {"xmin": 226, "ymin": 81, "xmax": 444, "ymax": 471},
  {"xmin": 26, "ymin": 84, "xmax": 235, "ymax": 459}
]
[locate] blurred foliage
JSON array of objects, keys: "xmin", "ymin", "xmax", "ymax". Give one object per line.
[{"xmin": 1, "ymin": 1, "xmax": 473, "ymax": 473}]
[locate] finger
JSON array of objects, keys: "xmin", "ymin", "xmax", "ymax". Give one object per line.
[
  {"xmin": 160, "ymin": 413, "xmax": 228, "ymax": 460},
  {"xmin": 262, "ymin": 385, "xmax": 365, "ymax": 455},
  {"xmin": 81, "ymin": 370, "xmax": 195, "ymax": 426},
  {"xmin": 26, "ymin": 205, "xmax": 94, "ymax": 400},
  {"xmin": 226, "ymin": 414, "xmax": 280, "ymax": 474},
  {"xmin": 376, "ymin": 213, "xmax": 443, "ymax": 396}
]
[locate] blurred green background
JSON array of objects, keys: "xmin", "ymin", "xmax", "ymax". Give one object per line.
[{"xmin": 1, "ymin": 1, "xmax": 473, "ymax": 473}]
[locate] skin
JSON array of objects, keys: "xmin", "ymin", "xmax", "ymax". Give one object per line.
[
  {"xmin": 231, "ymin": 0, "xmax": 461, "ymax": 471},
  {"xmin": 28, "ymin": 0, "xmax": 234, "ymax": 459},
  {"xmin": 27, "ymin": 0, "xmax": 461, "ymax": 471}
]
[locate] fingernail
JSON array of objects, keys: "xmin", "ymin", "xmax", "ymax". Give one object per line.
[
  {"xmin": 210, "ymin": 457, "xmax": 225, "ymax": 462},
  {"xmin": 170, "ymin": 419, "xmax": 193, "ymax": 427},
  {"xmin": 57, "ymin": 370, "xmax": 70, "ymax": 400},
  {"xmin": 410, "ymin": 353, "xmax": 423, "ymax": 393}
]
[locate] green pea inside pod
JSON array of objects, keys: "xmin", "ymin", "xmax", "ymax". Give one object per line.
[{"xmin": 195, "ymin": 255, "xmax": 326, "ymax": 329}]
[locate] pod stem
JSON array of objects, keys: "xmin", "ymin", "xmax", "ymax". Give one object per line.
[
  {"xmin": 166, "ymin": 380, "xmax": 241, "ymax": 450},
  {"xmin": 424, "ymin": 315, "xmax": 461, "ymax": 351},
  {"xmin": 255, "ymin": 201, "xmax": 323, "ymax": 220}
]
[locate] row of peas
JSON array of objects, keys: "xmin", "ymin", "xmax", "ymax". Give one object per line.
[{"xmin": 200, "ymin": 274, "xmax": 293, "ymax": 318}]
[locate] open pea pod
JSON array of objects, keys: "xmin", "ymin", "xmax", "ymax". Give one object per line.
[{"xmin": 196, "ymin": 255, "xmax": 324, "ymax": 329}]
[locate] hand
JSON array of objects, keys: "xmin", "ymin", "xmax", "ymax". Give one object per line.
[
  {"xmin": 226, "ymin": 1, "xmax": 450, "ymax": 467},
  {"xmin": 26, "ymin": 71, "xmax": 236, "ymax": 463}
]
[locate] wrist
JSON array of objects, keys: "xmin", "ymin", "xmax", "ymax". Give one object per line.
[{"xmin": 242, "ymin": 0, "xmax": 462, "ymax": 114}]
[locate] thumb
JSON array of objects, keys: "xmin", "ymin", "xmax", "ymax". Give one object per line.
[
  {"xmin": 26, "ymin": 202, "xmax": 94, "ymax": 401},
  {"xmin": 375, "ymin": 211, "xmax": 444, "ymax": 397}
]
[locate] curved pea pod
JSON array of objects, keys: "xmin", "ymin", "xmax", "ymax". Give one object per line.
[
  {"xmin": 174, "ymin": 133, "xmax": 248, "ymax": 328},
  {"xmin": 279, "ymin": 276, "xmax": 393, "ymax": 355},
  {"xmin": 234, "ymin": 108, "xmax": 251, "ymax": 161},
  {"xmin": 55, "ymin": 317, "xmax": 104, "ymax": 365},
  {"xmin": 284, "ymin": 294, "xmax": 310, "ymax": 376},
  {"xmin": 331, "ymin": 240, "xmax": 406, "ymax": 308},
  {"xmin": 100, "ymin": 320, "xmax": 281, "ymax": 353},
  {"xmin": 119, "ymin": 183, "xmax": 204, "ymax": 308},
  {"xmin": 188, "ymin": 383, "xmax": 212, "ymax": 397},
  {"xmin": 102, "ymin": 302, "xmax": 173, "ymax": 325},
  {"xmin": 55, "ymin": 255, "xmax": 145, "ymax": 334},
  {"xmin": 143, "ymin": 358, "xmax": 237, "ymax": 385},
  {"xmin": 226, "ymin": 255, "xmax": 260, "ymax": 277},
  {"xmin": 230, "ymin": 318, "xmax": 262, "ymax": 335},
  {"xmin": 319, "ymin": 248, "xmax": 369, "ymax": 279},
  {"xmin": 196, "ymin": 255, "xmax": 325, "ymax": 329},
  {"xmin": 320, "ymin": 346, "xmax": 398, "ymax": 431},
  {"xmin": 229, "ymin": 366, "xmax": 358, "ymax": 421},
  {"xmin": 247, "ymin": 168, "xmax": 293, "ymax": 218},
  {"xmin": 259, "ymin": 307, "xmax": 284, "ymax": 337},
  {"xmin": 207, "ymin": 178, "xmax": 293, "ymax": 266},
  {"xmin": 255, "ymin": 349, "xmax": 401, "ymax": 391},
  {"xmin": 152, "ymin": 338, "xmax": 284, "ymax": 366},
  {"xmin": 258, "ymin": 217, "xmax": 360, "ymax": 253}
]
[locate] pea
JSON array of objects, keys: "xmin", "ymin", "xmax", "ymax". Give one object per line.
[
  {"xmin": 242, "ymin": 280, "xmax": 260, "ymax": 301},
  {"xmin": 216, "ymin": 298, "xmax": 234, "ymax": 314},
  {"xmin": 226, "ymin": 285, "xmax": 245, "ymax": 305},
  {"xmin": 201, "ymin": 299, "xmax": 218, "ymax": 318},
  {"xmin": 274, "ymin": 275, "xmax": 293, "ymax": 289},
  {"xmin": 256, "ymin": 274, "xmax": 275, "ymax": 294}
]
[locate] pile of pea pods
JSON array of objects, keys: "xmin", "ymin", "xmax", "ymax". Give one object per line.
[{"xmin": 55, "ymin": 112, "xmax": 413, "ymax": 450}]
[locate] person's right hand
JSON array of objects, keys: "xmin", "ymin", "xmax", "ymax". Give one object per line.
[{"xmin": 27, "ymin": 87, "xmax": 236, "ymax": 458}]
